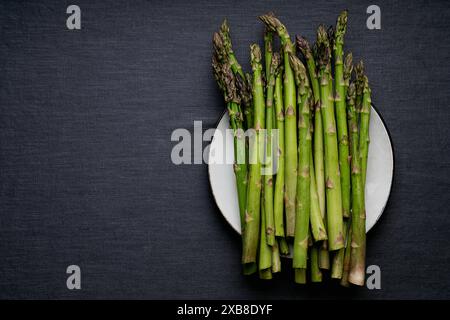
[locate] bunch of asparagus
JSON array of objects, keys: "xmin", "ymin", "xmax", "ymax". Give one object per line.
[{"xmin": 212, "ymin": 10, "xmax": 372, "ymax": 286}]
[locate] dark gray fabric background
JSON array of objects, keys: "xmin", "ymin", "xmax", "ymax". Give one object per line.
[{"xmin": 0, "ymin": 0, "xmax": 449, "ymax": 299}]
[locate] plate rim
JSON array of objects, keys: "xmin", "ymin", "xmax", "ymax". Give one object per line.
[{"xmin": 208, "ymin": 104, "xmax": 394, "ymax": 235}]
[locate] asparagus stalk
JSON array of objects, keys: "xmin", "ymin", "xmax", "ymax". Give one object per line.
[
  {"xmin": 310, "ymin": 152, "xmax": 328, "ymax": 242},
  {"xmin": 316, "ymin": 26, "xmax": 344, "ymax": 251},
  {"xmin": 343, "ymin": 53, "xmax": 353, "ymax": 101},
  {"xmin": 212, "ymin": 55, "xmax": 256, "ymax": 275},
  {"xmin": 296, "ymin": 35, "xmax": 326, "ymax": 219},
  {"xmin": 359, "ymin": 75, "xmax": 371, "ymax": 186},
  {"xmin": 295, "ymin": 269, "xmax": 307, "ymax": 284},
  {"xmin": 310, "ymin": 245, "xmax": 323, "ymax": 282},
  {"xmin": 355, "ymin": 60, "xmax": 365, "ymax": 115},
  {"xmin": 242, "ymin": 44, "xmax": 265, "ymax": 267},
  {"xmin": 289, "ymin": 54, "xmax": 311, "ymax": 270},
  {"xmin": 263, "ymin": 41, "xmax": 278, "ymax": 246},
  {"xmin": 341, "ymin": 82, "xmax": 358, "ymax": 286},
  {"xmin": 331, "ymin": 52, "xmax": 354, "ymax": 278},
  {"xmin": 308, "ymin": 99, "xmax": 327, "ymax": 243},
  {"xmin": 259, "ymin": 194, "xmax": 273, "ymax": 278},
  {"xmin": 272, "ymin": 240, "xmax": 282, "ymax": 273},
  {"xmin": 340, "ymin": 220, "xmax": 353, "ymax": 287},
  {"xmin": 264, "ymin": 29, "xmax": 273, "ymax": 84},
  {"xmin": 259, "ymin": 269, "xmax": 273, "ymax": 279},
  {"xmin": 273, "ymin": 54, "xmax": 286, "ymax": 238},
  {"xmin": 347, "ymin": 82, "xmax": 367, "ymax": 286},
  {"xmin": 279, "ymin": 237, "xmax": 290, "ymax": 256},
  {"xmin": 319, "ymin": 243, "xmax": 330, "ymax": 270},
  {"xmin": 307, "ymin": 93, "xmax": 327, "ymax": 244},
  {"xmin": 236, "ymin": 73, "xmax": 254, "ymax": 130},
  {"xmin": 333, "ymin": 11, "xmax": 351, "ymax": 219},
  {"xmin": 260, "ymin": 14, "xmax": 297, "ymax": 237},
  {"xmin": 297, "ymin": 36, "xmax": 330, "ymax": 268},
  {"xmin": 331, "ymin": 218, "xmax": 349, "ymax": 279},
  {"xmin": 223, "ymin": 66, "xmax": 248, "ymax": 227}
]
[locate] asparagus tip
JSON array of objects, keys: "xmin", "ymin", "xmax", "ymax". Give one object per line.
[
  {"xmin": 316, "ymin": 25, "xmax": 331, "ymax": 67},
  {"xmin": 347, "ymin": 82, "xmax": 356, "ymax": 100},
  {"xmin": 356, "ymin": 60, "xmax": 365, "ymax": 76},
  {"xmin": 337, "ymin": 10, "xmax": 348, "ymax": 32},
  {"xmin": 235, "ymin": 73, "xmax": 252, "ymax": 107},
  {"xmin": 212, "ymin": 32, "xmax": 224, "ymax": 57},
  {"xmin": 270, "ymin": 52, "xmax": 281, "ymax": 75},
  {"xmin": 250, "ymin": 43, "xmax": 262, "ymax": 69},
  {"xmin": 344, "ymin": 52, "xmax": 353, "ymax": 78},
  {"xmin": 258, "ymin": 13, "xmax": 281, "ymax": 32},
  {"xmin": 220, "ymin": 19, "xmax": 229, "ymax": 34},
  {"xmin": 296, "ymin": 35, "xmax": 314, "ymax": 61}
]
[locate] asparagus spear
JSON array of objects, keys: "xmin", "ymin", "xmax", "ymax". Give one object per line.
[
  {"xmin": 316, "ymin": 25, "xmax": 344, "ymax": 251},
  {"xmin": 331, "ymin": 52, "xmax": 354, "ymax": 278},
  {"xmin": 355, "ymin": 60, "xmax": 365, "ymax": 115},
  {"xmin": 212, "ymin": 55, "xmax": 255, "ymax": 275},
  {"xmin": 216, "ymin": 24, "xmax": 253, "ymax": 130},
  {"xmin": 259, "ymin": 269, "xmax": 273, "ymax": 280},
  {"xmin": 307, "ymin": 101, "xmax": 327, "ymax": 244},
  {"xmin": 272, "ymin": 240, "xmax": 282, "ymax": 273},
  {"xmin": 347, "ymin": 82, "xmax": 367, "ymax": 286},
  {"xmin": 259, "ymin": 194, "xmax": 272, "ymax": 278},
  {"xmin": 295, "ymin": 269, "xmax": 307, "ymax": 284},
  {"xmin": 260, "ymin": 14, "xmax": 297, "ymax": 237},
  {"xmin": 264, "ymin": 29, "xmax": 273, "ymax": 84},
  {"xmin": 307, "ymin": 95, "xmax": 327, "ymax": 244},
  {"xmin": 341, "ymin": 83, "xmax": 358, "ymax": 286},
  {"xmin": 359, "ymin": 75, "xmax": 371, "ymax": 186},
  {"xmin": 213, "ymin": 59, "xmax": 247, "ymax": 223},
  {"xmin": 219, "ymin": 20, "xmax": 245, "ymax": 79},
  {"xmin": 310, "ymin": 152, "xmax": 328, "ymax": 242},
  {"xmin": 273, "ymin": 54, "xmax": 286, "ymax": 238},
  {"xmin": 236, "ymin": 72, "xmax": 253, "ymax": 130},
  {"xmin": 289, "ymin": 54, "xmax": 311, "ymax": 270},
  {"xmin": 340, "ymin": 219, "xmax": 353, "ymax": 287},
  {"xmin": 242, "ymin": 44, "xmax": 265, "ymax": 268},
  {"xmin": 263, "ymin": 37, "xmax": 277, "ymax": 246},
  {"xmin": 318, "ymin": 242, "xmax": 330, "ymax": 270},
  {"xmin": 337, "ymin": 219, "xmax": 352, "ymax": 284},
  {"xmin": 279, "ymin": 237, "xmax": 290, "ymax": 256},
  {"xmin": 297, "ymin": 36, "xmax": 330, "ymax": 268},
  {"xmin": 212, "ymin": 33, "xmax": 248, "ymax": 228},
  {"xmin": 310, "ymin": 245, "xmax": 323, "ymax": 282},
  {"xmin": 333, "ymin": 11, "xmax": 351, "ymax": 219},
  {"xmin": 343, "ymin": 53, "xmax": 353, "ymax": 101},
  {"xmin": 331, "ymin": 218, "xmax": 349, "ymax": 279}
]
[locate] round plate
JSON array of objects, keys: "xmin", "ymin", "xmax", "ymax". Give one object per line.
[{"xmin": 208, "ymin": 105, "xmax": 394, "ymax": 234}]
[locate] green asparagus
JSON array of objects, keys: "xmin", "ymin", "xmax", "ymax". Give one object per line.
[
  {"xmin": 317, "ymin": 25, "xmax": 344, "ymax": 251},
  {"xmin": 242, "ymin": 44, "xmax": 265, "ymax": 268},
  {"xmin": 359, "ymin": 75, "xmax": 371, "ymax": 186},
  {"xmin": 264, "ymin": 36, "xmax": 277, "ymax": 246},
  {"xmin": 260, "ymin": 14, "xmax": 297, "ymax": 237},
  {"xmin": 273, "ymin": 54, "xmax": 286, "ymax": 238},
  {"xmin": 290, "ymin": 54, "xmax": 311, "ymax": 270},
  {"xmin": 333, "ymin": 11, "xmax": 351, "ymax": 219},
  {"xmin": 297, "ymin": 36, "xmax": 330, "ymax": 268},
  {"xmin": 259, "ymin": 194, "xmax": 273, "ymax": 278},
  {"xmin": 347, "ymin": 82, "xmax": 367, "ymax": 286},
  {"xmin": 331, "ymin": 51, "xmax": 354, "ymax": 278}
]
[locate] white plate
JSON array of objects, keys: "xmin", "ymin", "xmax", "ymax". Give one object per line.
[{"xmin": 208, "ymin": 106, "xmax": 394, "ymax": 234}]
